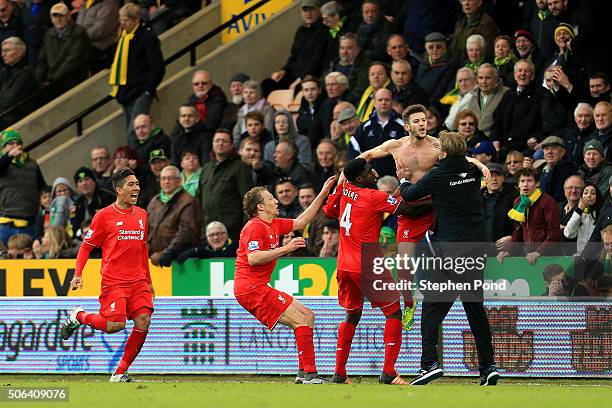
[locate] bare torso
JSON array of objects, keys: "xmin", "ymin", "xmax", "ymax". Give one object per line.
[{"xmin": 386, "ymin": 135, "xmax": 439, "ymax": 183}]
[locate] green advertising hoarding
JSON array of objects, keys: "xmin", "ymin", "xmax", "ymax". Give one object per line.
[{"xmin": 172, "ymin": 256, "xmax": 578, "ymax": 296}]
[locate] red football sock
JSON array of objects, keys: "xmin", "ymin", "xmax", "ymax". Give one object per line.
[
  {"xmin": 335, "ymin": 322, "xmax": 356, "ymax": 377},
  {"xmin": 383, "ymin": 318, "xmax": 403, "ymax": 376},
  {"xmin": 294, "ymin": 326, "xmax": 317, "ymax": 373},
  {"xmin": 115, "ymin": 328, "xmax": 149, "ymax": 374},
  {"xmin": 77, "ymin": 312, "xmax": 109, "ymax": 333}
]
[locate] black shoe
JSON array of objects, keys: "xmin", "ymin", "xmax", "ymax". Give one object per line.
[
  {"xmin": 330, "ymin": 374, "xmax": 351, "ymax": 384},
  {"xmin": 379, "ymin": 371, "xmax": 409, "ymax": 385},
  {"xmin": 295, "ymin": 370, "xmax": 305, "ymax": 384},
  {"xmin": 302, "ymin": 372, "xmax": 325, "ymax": 384},
  {"xmin": 480, "ymin": 365, "xmax": 500, "ymax": 386},
  {"xmin": 60, "ymin": 306, "xmax": 84, "ymax": 340},
  {"xmin": 410, "ymin": 362, "xmax": 443, "ymax": 385}
]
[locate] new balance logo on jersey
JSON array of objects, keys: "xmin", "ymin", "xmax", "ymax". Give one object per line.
[
  {"xmin": 403, "ymin": 229, "xmax": 410, "ymax": 238},
  {"xmin": 278, "ymin": 294, "xmax": 287, "ymax": 304}
]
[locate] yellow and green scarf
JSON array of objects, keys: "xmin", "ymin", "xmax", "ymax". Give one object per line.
[
  {"xmin": 109, "ymin": 23, "xmax": 139, "ymax": 97},
  {"xmin": 508, "ymin": 188, "xmax": 542, "ymax": 223},
  {"xmin": 440, "ymin": 86, "xmax": 460, "ymax": 105},
  {"xmin": 0, "ymin": 150, "xmax": 28, "ymax": 168},
  {"xmin": 357, "ymin": 79, "xmax": 390, "ymax": 122}
]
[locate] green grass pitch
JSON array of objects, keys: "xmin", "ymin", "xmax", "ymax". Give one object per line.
[{"xmin": 1, "ymin": 375, "xmax": 610, "ymax": 408}]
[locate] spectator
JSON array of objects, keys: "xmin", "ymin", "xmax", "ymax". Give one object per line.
[
  {"xmin": 540, "ymin": 65, "xmax": 575, "ymax": 138},
  {"xmin": 176, "ymin": 221, "xmax": 238, "ymax": 262},
  {"xmin": 329, "ymin": 100, "xmax": 354, "ymax": 144},
  {"xmin": 443, "ymin": 68, "xmax": 477, "ymax": 130},
  {"xmin": 112, "ymin": 145, "xmax": 140, "ymax": 174},
  {"xmin": 389, "ymin": 59, "xmax": 428, "ymax": 110},
  {"xmin": 49, "ymin": 176, "xmax": 79, "ymax": 235},
  {"xmin": 356, "ymin": 0, "xmax": 394, "ymax": 62},
  {"xmin": 513, "ymin": 29, "xmax": 545, "ymax": 77},
  {"xmin": 199, "ymin": 129, "xmax": 253, "ymax": 241},
  {"xmin": 538, "ymin": 136, "xmax": 575, "ymax": 203},
  {"xmin": 180, "ymin": 148, "xmax": 201, "ymax": 198},
  {"xmin": 109, "ymin": 3, "xmax": 165, "ymax": 138},
  {"xmin": 6, "ymin": 233, "xmax": 34, "ymax": 259},
  {"xmin": 309, "ymin": 71, "xmax": 354, "ymax": 144},
  {"xmin": 320, "ymin": 1, "xmax": 348, "ymax": 67},
  {"xmin": 33, "ymin": 185, "xmax": 51, "ymax": 240},
  {"xmin": 492, "ymin": 59, "xmax": 543, "ymax": 155},
  {"xmin": 296, "ymin": 75, "xmax": 325, "ymax": 137},
  {"xmin": 586, "ymin": 72, "xmax": 611, "ymax": 107},
  {"xmin": 463, "ymin": 34, "xmax": 487, "ymax": 73},
  {"xmin": 426, "ymin": 105, "xmax": 443, "ymax": 137},
  {"xmin": 0, "ymin": 0, "xmax": 21, "ymax": 43},
  {"xmin": 416, "ymin": 32, "xmax": 458, "ymax": 108},
  {"xmin": 264, "ymin": 110, "xmax": 312, "ymax": 168},
  {"xmin": 298, "ymin": 182, "xmax": 317, "ymax": 211},
  {"xmin": 262, "ymin": 0, "xmax": 328, "ymax": 95},
  {"xmin": 36, "ymin": 3, "xmax": 90, "ymax": 92},
  {"xmin": 349, "ymin": 88, "xmax": 404, "ymax": 177},
  {"xmin": 449, "ymin": 0, "xmax": 497, "ymax": 60},
  {"xmin": 564, "ymin": 182, "xmax": 604, "ymax": 254},
  {"xmin": 498, "ymin": 168, "xmax": 562, "ymax": 264},
  {"xmin": 33, "ymin": 225, "xmax": 78, "ymax": 259},
  {"xmin": 130, "ymin": 113, "xmax": 171, "ymax": 166},
  {"xmin": 564, "ymin": 103, "xmax": 595, "ymax": 167},
  {"xmin": 319, "ymin": 219, "xmax": 339, "ymax": 257},
  {"xmin": 0, "ymin": 36, "xmax": 39, "ymax": 125},
  {"xmin": 591, "ymin": 101, "xmax": 612, "ymax": 162},
  {"xmin": 328, "ymin": 32, "xmax": 369, "ymax": 98},
  {"xmin": 386, "ymin": 33, "xmax": 419, "ymax": 75},
  {"xmin": 170, "ymin": 104, "xmax": 209, "ymax": 165},
  {"xmin": 542, "ymin": 263, "xmax": 578, "ymax": 296},
  {"xmin": 186, "ymin": 70, "xmax": 228, "ymax": 139},
  {"xmin": 239, "ymin": 111, "xmax": 273, "ymax": 150},
  {"xmin": 481, "ymin": 162, "xmax": 518, "ymax": 250},
  {"xmin": 76, "ymin": 0, "xmax": 119, "ymax": 72},
  {"xmin": 544, "ymin": 22, "xmax": 581, "ymax": 87},
  {"xmin": 334, "ymin": 105, "xmax": 359, "ymax": 151},
  {"xmin": 401, "ymin": 0, "xmax": 459, "ymax": 56},
  {"xmin": 238, "ymin": 136, "xmax": 273, "ymax": 187},
  {"xmin": 560, "ymin": 174, "xmax": 585, "ymax": 237},
  {"xmin": 469, "ymin": 141, "xmax": 496, "ymax": 165},
  {"xmin": 72, "ymin": 166, "xmax": 115, "ymax": 234},
  {"xmin": 581, "ymin": 177, "xmax": 612, "ymax": 259},
  {"xmin": 526, "ymin": 0, "xmax": 556, "ymax": 61},
  {"xmin": 503, "ymin": 150, "xmax": 524, "ymax": 186},
  {"xmin": 493, "ymin": 35, "xmax": 516, "ymax": 87},
  {"xmin": 455, "ymin": 109, "xmax": 487, "ymax": 150},
  {"xmin": 275, "ymin": 177, "xmax": 302, "ymax": 218},
  {"xmin": 233, "ymin": 80, "xmax": 274, "ymax": 144},
  {"xmin": 356, "ymin": 61, "xmax": 390, "ymax": 122},
  {"xmin": 313, "ymin": 138, "xmax": 336, "ymax": 192},
  {"xmin": 147, "ymin": 165, "xmax": 201, "ymax": 267},
  {"xmin": 577, "ymin": 140, "xmax": 612, "ymax": 198},
  {"xmin": 90, "ymin": 146, "xmax": 114, "ymax": 192},
  {"xmin": 0, "ymin": 129, "xmax": 46, "ymax": 245},
  {"xmin": 465, "ymin": 63, "xmax": 509, "ymax": 137},
  {"xmin": 138, "ymin": 148, "xmax": 170, "ymax": 208},
  {"xmin": 21, "ymin": 0, "xmax": 51, "ymax": 67},
  {"xmin": 270, "ymin": 139, "xmax": 312, "ymax": 188},
  {"xmin": 221, "ymin": 72, "xmax": 249, "ymax": 130}
]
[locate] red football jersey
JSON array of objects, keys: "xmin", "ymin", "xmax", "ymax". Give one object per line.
[
  {"xmin": 83, "ymin": 203, "xmax": 151, "ymax": 288},
  {"xmin": 323, "ymin": 183, "xmax": 400, "ymax": 273},
  {"xmin": 234, "ymin": 217, "xmax": 294, "ymax": 296}
]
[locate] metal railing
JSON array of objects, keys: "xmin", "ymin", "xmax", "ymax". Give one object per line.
[{"xmin": 22, "ymin": 0, "xmax": 272, "ymax": 152}]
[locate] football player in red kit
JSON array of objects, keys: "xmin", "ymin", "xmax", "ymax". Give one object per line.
[
  {"xmin": 61, "ymin": 168, "xmax": 154, "ymax": 382},
  {"xmin": 235, "ymin": 176, "xmax": 336, "ymax": 384},
  {"xmin": 323, "ymin": 158, "xmax": 426, "ymax": 385}
]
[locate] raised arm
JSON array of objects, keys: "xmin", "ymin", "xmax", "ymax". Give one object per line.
[
  {"xmin": 358, "ymin": 138, "xmax": 403, "ymax": 161},
  {"xmin": 466, "ymin": 156, "xmax": 490, "ymax": 180},
  {"xmin": 293, "ymin": 176, "xmax": 337, "ymax": 230}
]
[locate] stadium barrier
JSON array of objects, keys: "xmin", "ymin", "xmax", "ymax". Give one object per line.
[
  {"xmin": 0, "ymin": 256, "xmax": 580, "ymax": 297},
  {"xmin": 0, "ymin": 298, "xmax": 609, "ymax": 377}
]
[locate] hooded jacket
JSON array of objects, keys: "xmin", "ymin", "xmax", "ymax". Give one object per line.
[{"xmin": 263, "ymin": 110, "xmax": 312, "ymax": 168}]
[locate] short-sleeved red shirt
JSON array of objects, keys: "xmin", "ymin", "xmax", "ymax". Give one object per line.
[
  {"xmin": 323, "ymin": 182, "xmax": 400, "ymax": 274},
  {"xmin": 234, "ymin": 217, "xmax": 294, "ymax": 296},
  {"xmin": 83, "ymin": 203, "xmax": 151, "ymax": 288}
]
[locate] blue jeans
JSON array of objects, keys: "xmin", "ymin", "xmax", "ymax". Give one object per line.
[
  {"xmin": 123, "ymin": 92, "xmax": 153, "ymax": 145},
  {"xmin": 0, "ymin": 223, "xmax": 36, "ymax": 246}
]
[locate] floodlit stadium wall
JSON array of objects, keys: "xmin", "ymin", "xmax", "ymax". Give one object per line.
[{"xmin": 0, "ymin": 298, "xmax": 609, "ymax": 377}]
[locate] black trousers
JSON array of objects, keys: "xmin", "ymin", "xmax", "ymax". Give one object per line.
[{"xmin": 420, "ymin": 298, "xmax": 495, "ymax": 372}]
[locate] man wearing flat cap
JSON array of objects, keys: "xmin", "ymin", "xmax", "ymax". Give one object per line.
[
  {"xmin": 539, "ymin": 135, "xmax": 576, "ymax": 203},
  {"xmin": 416, "ymin": 32, "xmax": 458, "ymax": 107},
  {"xmin": 73, "ymin": 166, "xmax": 116, "ymax": 233}
]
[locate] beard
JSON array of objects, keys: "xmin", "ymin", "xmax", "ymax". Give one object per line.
[{"xmin": 232, "ymin": 95, "xmax": 244, "ymax": 105}]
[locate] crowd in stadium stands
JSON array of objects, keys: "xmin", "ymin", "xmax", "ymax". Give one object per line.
[{"xmin": 0, "ymin": 0, "xmax": 611, "ymax": 295}]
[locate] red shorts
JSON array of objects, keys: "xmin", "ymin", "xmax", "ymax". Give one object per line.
[
  {"xmin": 99, "ymin": 280, "xmax": 154, "ymax": 321},
  {"xmin": 337, "ymin": 270, "xmax": 399, "ymax": 311},
  {"xmin": 235, "ymin": 285, "xmax": 293, "ymax": 331},
  {"xmin": 397, "ymin": 209, "xmax": 435, "ymax": 243}
]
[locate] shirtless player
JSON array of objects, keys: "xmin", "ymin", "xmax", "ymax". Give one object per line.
[{"xmin": 359, "ymin": 104, "xmax": 489, "ymax": 331}]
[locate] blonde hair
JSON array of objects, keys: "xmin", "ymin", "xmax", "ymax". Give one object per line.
[
  {"xmin": 46, "ymin": 226, "xmax": 71, "ymax": 259},
  {"xmin": 439, "ymin": 131, "xmax": 467, "ymax": 157}
]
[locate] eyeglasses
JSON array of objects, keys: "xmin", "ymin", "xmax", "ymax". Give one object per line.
[
  {"xmin": 459, "ymin": 122, "xmax": 476, "ymax": 126},
  {"xmin": 193, "ymin": 81, "xmax": 208, "ymax": 86},
  {"xmin": 51, "ymin": 13, "xmax": 65, "ymax": 18},
  {"xmin": 207, "ymin": 231, "xmax": 227, "ymax": 238}
]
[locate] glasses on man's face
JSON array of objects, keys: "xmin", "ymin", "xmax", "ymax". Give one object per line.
[
  {"xmin": 193, "ymin": 81, "xmax": 208, "ymax": 86},
  {"xmin": 207, "ymin": 231, "xmax": 226, "ymax": 238}
]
